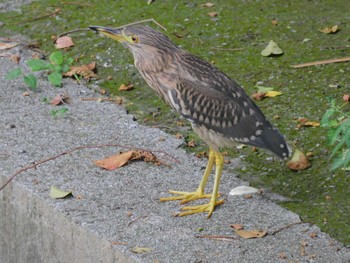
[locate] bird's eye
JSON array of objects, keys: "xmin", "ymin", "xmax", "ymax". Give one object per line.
[{"xmin": 131, "ymin": 35, "xmax": 138, "ymax": 43}]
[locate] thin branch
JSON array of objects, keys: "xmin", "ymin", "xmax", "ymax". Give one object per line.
[
  {"xmin": 60, "ymin": 2, "xmax": 93, "ymax": 6},
  {"xmin": 291, "ymin": 57, "xmax": 350, "ymax": 69},
  {"xmin": 115, "ymin": 19, "xmax": 167, "ymax": 32},
  {"xmin": 268, "ymin": 221, "xmax": 305, "ymax": 235},
  {"xmin": 14, "ymin": 8, "xmax": 61, "ymax": 25},
  {"xmin": 194, "ymin": 235, "xmax": 238, "ymax": 242},
  {"xmin": 0, "ymin": 144, "xmax": 180, "ymax": 192},
  {"xmin": 211, "ymin": 47, "xmax": 243, "ymax": 51}
]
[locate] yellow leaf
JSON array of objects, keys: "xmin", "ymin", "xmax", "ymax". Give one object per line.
[
  {"xmin": 261, "ymin": 40, "xmax": 283, "ymax": 56},
  {"xmin": 319, "ymin": 25, "xmax": 339, "ymax": 34},
  {"xmin": 50, "ymin": 186, "xmax": 73, "ymax": 199},
  {"xmin": 119, "ymin": 83, "xmax": 134, "ymax": 91},
  {"xmin": 265, "ymin": 91, "xmax": 282, "ymax": 97},
  {"xmin": 130, "ymin": 247, "xmax": 153, "ymax": 254},
  {"xmin": 235, "ymin": 229, "xmax": 267, "ymax": 239},
  {"xmin": 303, "ymin": 121, "xmax": 320, "ymax": 127},
  {"xmin": 201, "ymin": 2, "xmax": 215, "ymax": 7}
]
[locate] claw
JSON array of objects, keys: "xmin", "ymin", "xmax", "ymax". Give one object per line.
[{"xmin": 160, "ymin": 190, "xmax": 213, "ymax": 204}]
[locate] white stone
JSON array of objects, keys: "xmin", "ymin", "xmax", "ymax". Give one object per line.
[{"xmin": 229, "ymin": 185, "xmax": 259, "ymax": 196}]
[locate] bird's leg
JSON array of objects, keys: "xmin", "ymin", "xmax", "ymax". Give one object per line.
[
  {"xmin": 160, "ymin": 149, "xmax": 216, "ymax": 204},
  {"xmin": 179, "ymin": 151, "xmax": 224, "ymax": 218}
]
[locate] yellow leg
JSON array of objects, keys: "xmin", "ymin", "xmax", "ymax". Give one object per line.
[
  {"xmin": 160, "ymin": 150, "xmax": 215, "ymax": 204},
  {"xmin": 180, "ymin": 150, "xmax": 224, "ymax": 218},
  {"xmin": 160, "ymin": 149, "xmax": 225, "ymax": 218}
]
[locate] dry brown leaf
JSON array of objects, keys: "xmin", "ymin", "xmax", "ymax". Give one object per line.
[
  {"xmin": 202, "ymin": 2, "xmax": 215, "ymax": 7},
  {"xmin": 187, "ymin": 139, "xmax": 196, "ymax": 148},
  {"xmin": 230, "ymin": 224, "xmax": 244, "ymax": 230},
  {"xmin": 208, "ymin": 12, "xmax": 218, "ymax": 17},
  {"xmin": 50, "ymin": 93, "xmax": 69, "ymax": 106},
  {"xmin": 10, "ymin": 54, "xmax": 20, "ymax": 64},
  {"xmin": 64, "ymin": 62, "xmax": 98, "ymax": 79},
  {"xmin": 235, "ymin": 229, "xmax": 267, "ymax": 239},
  {"xmin": 119, "ymin": 83, "xmax": 134, "ymax": 91},
  {"xmin": 22, "ymin": 91, "xmax": 30, "ymax": 96},
  {"xmin": 272, "ymin": 19, "xmax": 278, "ymax": 26},
  {"xmin": 0, "ymin": 41, "xmax": 18, "ymax": 50},
  {"xmin": 343, "ymin": 94, "xmax": 350, "ymax": 102},
  {"xmin": 319, "ymin": 25, "xmax": 339, "ymax": 34},
  {"xmin": 296, "ymin": 117, "xmax": 320, "ymax": 129},
  {"xmin": 94, "ymin": 150, "xmax": 133, "ymax": 170},
  {"xmin": 175, "ymin": 133, "xmax": 182, "ymax": 139},
  {"xmin": 287, "ymin": 148, "xmax": 311, "ymax": 171},
  {"xmin": 252, "ymin": 92, "xmax": 266, "ymax": 101},
  {"xmin": 55, "ymin": 36, "xmax": 75, "ymax": 49}
]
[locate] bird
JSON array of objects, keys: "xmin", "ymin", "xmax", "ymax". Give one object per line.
[{"xmin": 90, "ymin": 25, "xmax": 291, "ymax": 218}]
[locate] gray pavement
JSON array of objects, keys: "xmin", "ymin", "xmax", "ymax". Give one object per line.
[{"xmin": 0, "ymin": 36, "xmax": 350, "ymax": 263}]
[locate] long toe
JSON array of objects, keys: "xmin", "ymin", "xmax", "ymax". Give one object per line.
[{"xmin": 160, "ymin": 189, "xmax": 212, "ymax": 204}]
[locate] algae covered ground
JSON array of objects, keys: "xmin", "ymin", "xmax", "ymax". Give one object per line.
[{"xmin": 1, "ymin": 0, "xmax": 349, "ymax": 245}]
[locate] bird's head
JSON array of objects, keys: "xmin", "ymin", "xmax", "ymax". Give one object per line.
[{"xmin": 89, "ymin": 25, "xmax": 178, "ymax": 59}]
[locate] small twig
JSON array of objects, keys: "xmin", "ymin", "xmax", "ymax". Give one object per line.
[
  {"xmin": 60, "ymin": 2, "xmax": 93, "ymax": 6},
  {"xmin": 211, "ymin": 47, "xmax": 243, "ymax": 51},
  {"xmin": 291, "ymin": 57, "xmax": 350, "ymax": 68},
  {"xmin": 0, "ymin": 144, "xmax": 180, "ymax": 192},
  {"xmin": 194, "ymin": 235, "xmax": 238, "ymax": 242},
  {"xmin": 14, "ymin": 8, "xmax": 61, "ymax": 25},
  {"xmin": 268, "ymin": 221, "xmax": 305, "ymax": 235},
  {"xmin": 80, "ymin": 97, "xmax": 116, "ymax": 102},
  {"xmin": 127, "ymin": 215, "xmax": 148, "ymax": 226},
  {"xmin": 115, "ymin": 18, "xmax": 167, "ymax": 32}
]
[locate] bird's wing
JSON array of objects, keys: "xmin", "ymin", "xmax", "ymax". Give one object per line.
[{"xmin": 166, "ymin": 74, "xmax": 290, "ymax": 158}]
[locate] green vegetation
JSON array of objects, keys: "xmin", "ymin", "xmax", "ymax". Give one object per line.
[
  {"xmin": 321, "ymin": 99, "xmax": 350, "ymax": 171},
  {"xmin": 6, "ymin": 51, "xmax": 74, "ymax": 89},
  {"xmin": 1, "ymin": 0, "xmax": 349, "ymax": 244}
]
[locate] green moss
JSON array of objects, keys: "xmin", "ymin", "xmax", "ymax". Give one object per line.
[{"xmin": 1, "ymin": 0, "xmax": 349, "ymax": 245}]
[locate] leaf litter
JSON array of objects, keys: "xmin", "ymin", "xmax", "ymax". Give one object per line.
[{"xmin": 94, "ymin": 149, "xmax": 163, "ymax": 170}]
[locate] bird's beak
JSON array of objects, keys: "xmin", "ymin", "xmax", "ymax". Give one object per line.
[{"xmin": 89, "ymin": 26, "xmax": 127, "ymax": 43}]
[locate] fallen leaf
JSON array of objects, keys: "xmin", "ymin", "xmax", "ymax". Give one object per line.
[
  {"xmin": 265, "ymin": 91, "xmax": 282, "ymax": 97},
  {"xmin": 261, "ymin": 40, "xmax": 283, "ymax": 56},
  {"xmin": 50, "ymin": 186, "xmax": 73, "ymax": 199},
  {"xmin": 95, "ymin": 150, "xmax": 133, "ymax": 170},
  {"xmin": 130, "ymin": 247, "xmax": 153, "ymax": 254},
  {"xmin": 10, "ymin": 54, "xmax": 20, "ymax": 64},
  {"xmin": 55, "ymin": 36, "xmax": 75, "ymax": 49},
  {"xmin": 22, "ymin": 91, "xmax": 30, "ymax": 96},
  {"xmin": 296, "ymin": 117, "xmax": 320, "ymax": 129},
  {"xmin": 175, "ymin": 133, "xmax": 183, "ymax": 139},
  {"xmin": 287, "ymin": 148, "xmax": 311, "ymax": 171},
  {"xmin": 202, "ymin": 2, "xmax": 215, "ymax": 7},
  {"xmin": 271, "ymin": 19, "xmax": 278, "ymax": 26},
  {"xmin": 230, "ymin": 224, "xmax": 244, "ymax": 230},
  {"xmin": 256, "ymin": 86, "xmax": 275, "ymax": 93},
  {"xmin": 252, "ymin": 92, "xmax": 266, "ymax": 101},
  {"xmin": 64, "ymin": 62, "xmax": 98, "ymax": 79},
  {"xmin": 319, "ymin": 25, "xmax": 339, "ymax": 34},
  {"xmin": 278, "ymin": 252, "xmax": 287, "ymax": 259},
  {"xmin": 208, "ymin": 12, "xmax": 218, "ymax": 17},
  {"xmin": 187, "ymin": 139, "xmax": 196, "ymax": 148},
  {"xmin": 229, "ymin": 185, "xmax": 258, "ymax": 196},
  {"xmin": 234, "ymin": 229, "xmax": 267, "ymax": 239},
  {"xmin": 0, "ymin": 41, "xmax": 18, "ymax": 50},
  {"xmin": 309, "ymin": 232, "xmax": 318, "ymax": 238},
  {"xmin": 50, "ymin": 93, "xmax": 69, "ymax": 106},
  {"xmin": 343, "ymin": 94, "xmax": 350, "ymax": 102},
  {"xmin": 119, "ymin": 83, "xmax": 134, "ymax": 91}
]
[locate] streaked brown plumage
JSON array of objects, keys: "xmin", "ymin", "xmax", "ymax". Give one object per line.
[{"xmin": 90, "ymin": 25, "xmax": 291, "ymax": 217}]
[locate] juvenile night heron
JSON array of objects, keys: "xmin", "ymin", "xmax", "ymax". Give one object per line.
[{"xmin": 90, "ymin": 25, "xmax": 291, "ymax": 218}]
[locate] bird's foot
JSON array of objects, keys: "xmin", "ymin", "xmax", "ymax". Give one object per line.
[
  {"xmin": 160, "ymin": 189, "xmax": 214, "ymax": 204},
  {"xmin": 178, "ymin": 199, "xmax": 224, "ymax": 218}
]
